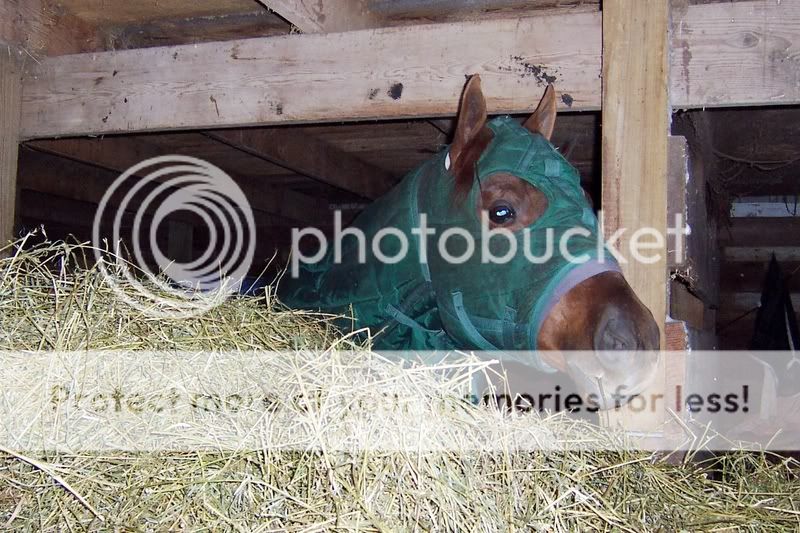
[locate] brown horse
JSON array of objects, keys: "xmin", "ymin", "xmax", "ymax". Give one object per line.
[
  {"xmin": 282, "ymin": 75, "xmax": 660, "ymax": 410},
  {"xmin": 452, "ymin": 76, "xmax": 659, "ymax": 408}
]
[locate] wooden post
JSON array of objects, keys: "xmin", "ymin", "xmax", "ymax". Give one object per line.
[
  {"xmin": 0, "ymin": 49, "xmax": 22, "ymax": 254},
  {"xmin": 167, "ymin": 220, "xmax": 195, "ymax": 265},
  {"xmin": 601, "ymin": 0, "xmax": 670, "ymax": 433}
]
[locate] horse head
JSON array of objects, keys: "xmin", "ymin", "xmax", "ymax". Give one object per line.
[
  {"xmin": 282, "ymin": 75, "xmax": 660, "ymax": 410},
  {"xmin": 440, "ymin": 75, "xmax": 660, "ymax": 408}
]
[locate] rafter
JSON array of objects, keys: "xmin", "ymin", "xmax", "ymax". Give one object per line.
[
  {"xmin": 206, "ymin": 128, "xmax": 396, "ymax": 199},
  {"xmin": 26, "ymin": 136, "xmax": 332, "ymax": 227},
  {"xmin": 257, "ymin": 0, "xmax": 381, "ymax": 33},
  {"xmin": 0, "ymin": 0, "xmax": 101, "ymax": 56}
]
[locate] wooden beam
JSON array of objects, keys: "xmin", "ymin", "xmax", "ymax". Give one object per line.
[
  {"xmin": 26, "ymin": 137, "xmax": 332, "ymax": 227},
  {"xmin": 669, "ymin": 280, "xmax": 707, "ymax": 331},
  {"xmin": 720, "ymin": 218, "xmax": 800, "ymax": 247},
  {"xmin": 0, "ymin": 0, "xmax": 102, "ymax": 56},
  {"xmin": 671, "ymin": 1, "xmax": 800, "ymax": 109},
  {"xmin": 724, "ymin": 246, "xmax": 800, "ymax": 263},
  {"xmin": 19, "ymin": 11, "xmax": 601, "ymax": 138},
  {"xmin": 369, "ymin": 0, "xmax": 598, "ymax": 18},
  {"xmin": 109, "ymin": 10, "xmax": 290, "ymax": 50},
  {"xmin": 601, "ymin": 0, "xmax": 669, "ymax": 431},
  {"xmin": 258, "ymin": 0, "xmax": 381, "ymax": 33},
  {"xmin": 667, "ymin": 136, "xmax": 688, "ymax": 268},
  {"xmin": 19, "ymin": 188, "xmax": 144, "ymax": 232},
  {"xmin": 671, "ymin": 108, "xmax": 720, "ymax": 320},
  {"xmin": 206, "ymin": 129, "xmax": 396, "ymax": 199},
  {"xmin": 18, "ymin": 149, "xmax": 211, "ymax": 228},
  {"xmin": 721, "ymin": 259, "xmax": 800, "ymax": 292},
  {"xmin": 723, "ymin": 291, "xmax": 800, "ymax": 311},
  {"xmin": 19, "ymin": 1, "xmax": 800, "ymax": 138},
  {"xmin": 0, "ymin": 49, "xmax": 22, "ymax": 253}
]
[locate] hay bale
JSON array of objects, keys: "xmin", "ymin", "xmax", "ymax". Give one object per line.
[{"xmin": 0, "ymin": 239, "xmax": 798, "ymax": 531}]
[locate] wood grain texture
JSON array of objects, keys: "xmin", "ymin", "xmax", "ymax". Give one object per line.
[
  {"xmin": 602, "ymin": 0, "xmax": 669, "ymax": 344},
  {"xmin": 258, "ymin": 0, "xmax": 381, "ymax": 32},
  {"xmin": 206, "ymin": 129, "xmax": 397, "ymax": 199},
  {"xmin": 0, "ymin": 0, "xmax": 102, "ymax": 56},
  {"xmin": 601, "ymin": 0, "xmax": 669, "ymax": 431},
  {"xmin": 18, "ymin": 1, "xmax": 800, "ymax": 138},
  {"xmin": 0, "ymin": 51, "xmax": 22, "ymax": 253},
  {"xmin": 20, "ymin": 11, "xmax": 602, "ymax": 138},
  {"xmin": 55, "ymin": 0, "xmax": 255, "ymax": 25},
  {"xmin": 671, "ymin": 0, "xmax": 800, "ymax": 109},
  {"xmin": 109, "ymin": 10, "xmax": 291, "ymax": 50}
]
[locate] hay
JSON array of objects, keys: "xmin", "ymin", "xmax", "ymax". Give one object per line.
[{"xmin": 1, "ymin": 238, "xmax": 799, "ymax": 531}]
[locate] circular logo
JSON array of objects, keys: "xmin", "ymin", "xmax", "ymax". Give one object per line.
[{"xmin": 92, "ymin": 155, "xmax": 256, "ymax": 318}]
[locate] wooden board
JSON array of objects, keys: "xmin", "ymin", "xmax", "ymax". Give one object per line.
[
  {"xmin": 55, "ymin": 0, "xmax": 256, "ymax": 25},
  {"xmin": 721, "ymin": 259, "xmax": 800, "ymax": 292},
  {"xmin": 601, "ymin": 0, "xmax": 669, "ymax": 432},
  {"xmin": 720, "ymin": 218, "xmax": 800, "ymax": 247},
  {"xmin": 663, "ymin": 320, "xmax": 689, "ymax": 443},
  {"xmin": 667, "ymin": 136, "xmax": 688, "ymax": 268},
  {"xmin": 19, "ymin": 1, "xmax": 800, "ymax": 139},
  {"xmin": 206, "ymin": 128, "xmax": 397, "ymax": 199},
  {"xmin": 110, "ymin": 10, "xmax": 290, "ymax": 50},
  {"xmin": 0, "ymin": 50, "xmax": 22, "ymax": 253},
  {"xmin": 19, "ymin": 11, "xmax": 600, "ymax": 138},
  {"xmin": 724, "ymin": 246, "xmax": 800, "ymax": 262},
  {"xmin": 671, "ymin": 110, "xmax": 720, "ymax": 320},
  {"xmin": 259, "ymin": 0, "xmax": 381, "ymax": 33},
  {"xmin": 669, "ymin": 280, "xmax": 707, "ymax": 330},
  {"xmin": 0, "ymin": 0, "xmax": 103, "ymax": 56},
  {"xmin": 671, "ymin": 1, "xmax": 800, "ymax": 109}
]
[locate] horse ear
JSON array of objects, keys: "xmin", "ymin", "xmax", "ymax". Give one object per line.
[
  {"xmin": 523, "ymin": 84, "xmax": 557, "ymax": 141},
  {"xmin": 451, "ymin": 75, "xmax": 488, "ymax": 164},
  {"xmin": 450, "ymin": 75, "xmax": 492, "ymax": 200}
]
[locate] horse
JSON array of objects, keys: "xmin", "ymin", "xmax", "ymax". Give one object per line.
[{"xmin": 280, "ymin": 75, "xmax": 660, "ymax": 410}]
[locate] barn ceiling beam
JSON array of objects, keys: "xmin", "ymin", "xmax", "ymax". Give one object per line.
[
  {"xmin": 19, "ymin": 0, "xmax": 800, "ymax": 139},
  {"xmin": 18, "ymin": 149, "xmax": 212, "ymax": 228},
  {"xmin": 256, "ymin": 0, "xmax": 381, "ymax": 33},
  {"xmin": 205, "ymin": 129, "xmax": 396, "ymax": 199},
  {"xmin": 26, "ymin": 137, "xmax": 333, "ymax": 228},
  {"xmin": 0, "ymin": 0, "xmax": 102, "ymax": 56},
  {"xmin": 368, "ymin": 0, "xmax": 597, "ymax": 18}
]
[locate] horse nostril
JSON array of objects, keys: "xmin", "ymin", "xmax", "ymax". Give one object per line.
[{"xmin": 594, "ymin": 316, "xmax": 638, "ymax": 368}]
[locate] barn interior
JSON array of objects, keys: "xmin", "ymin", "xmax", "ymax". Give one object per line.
[
  {"xmin": 5, "ymin": 0, "xmax": 800, "ymax": 354},
  {"xmin": 2, "ymin": 1, "xmax": 800, "ymax": 529}
]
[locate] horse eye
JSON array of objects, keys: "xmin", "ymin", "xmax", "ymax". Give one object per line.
[{"xmin": 489, "ymin": 204, "xmax": 516, "ymax": 224}]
